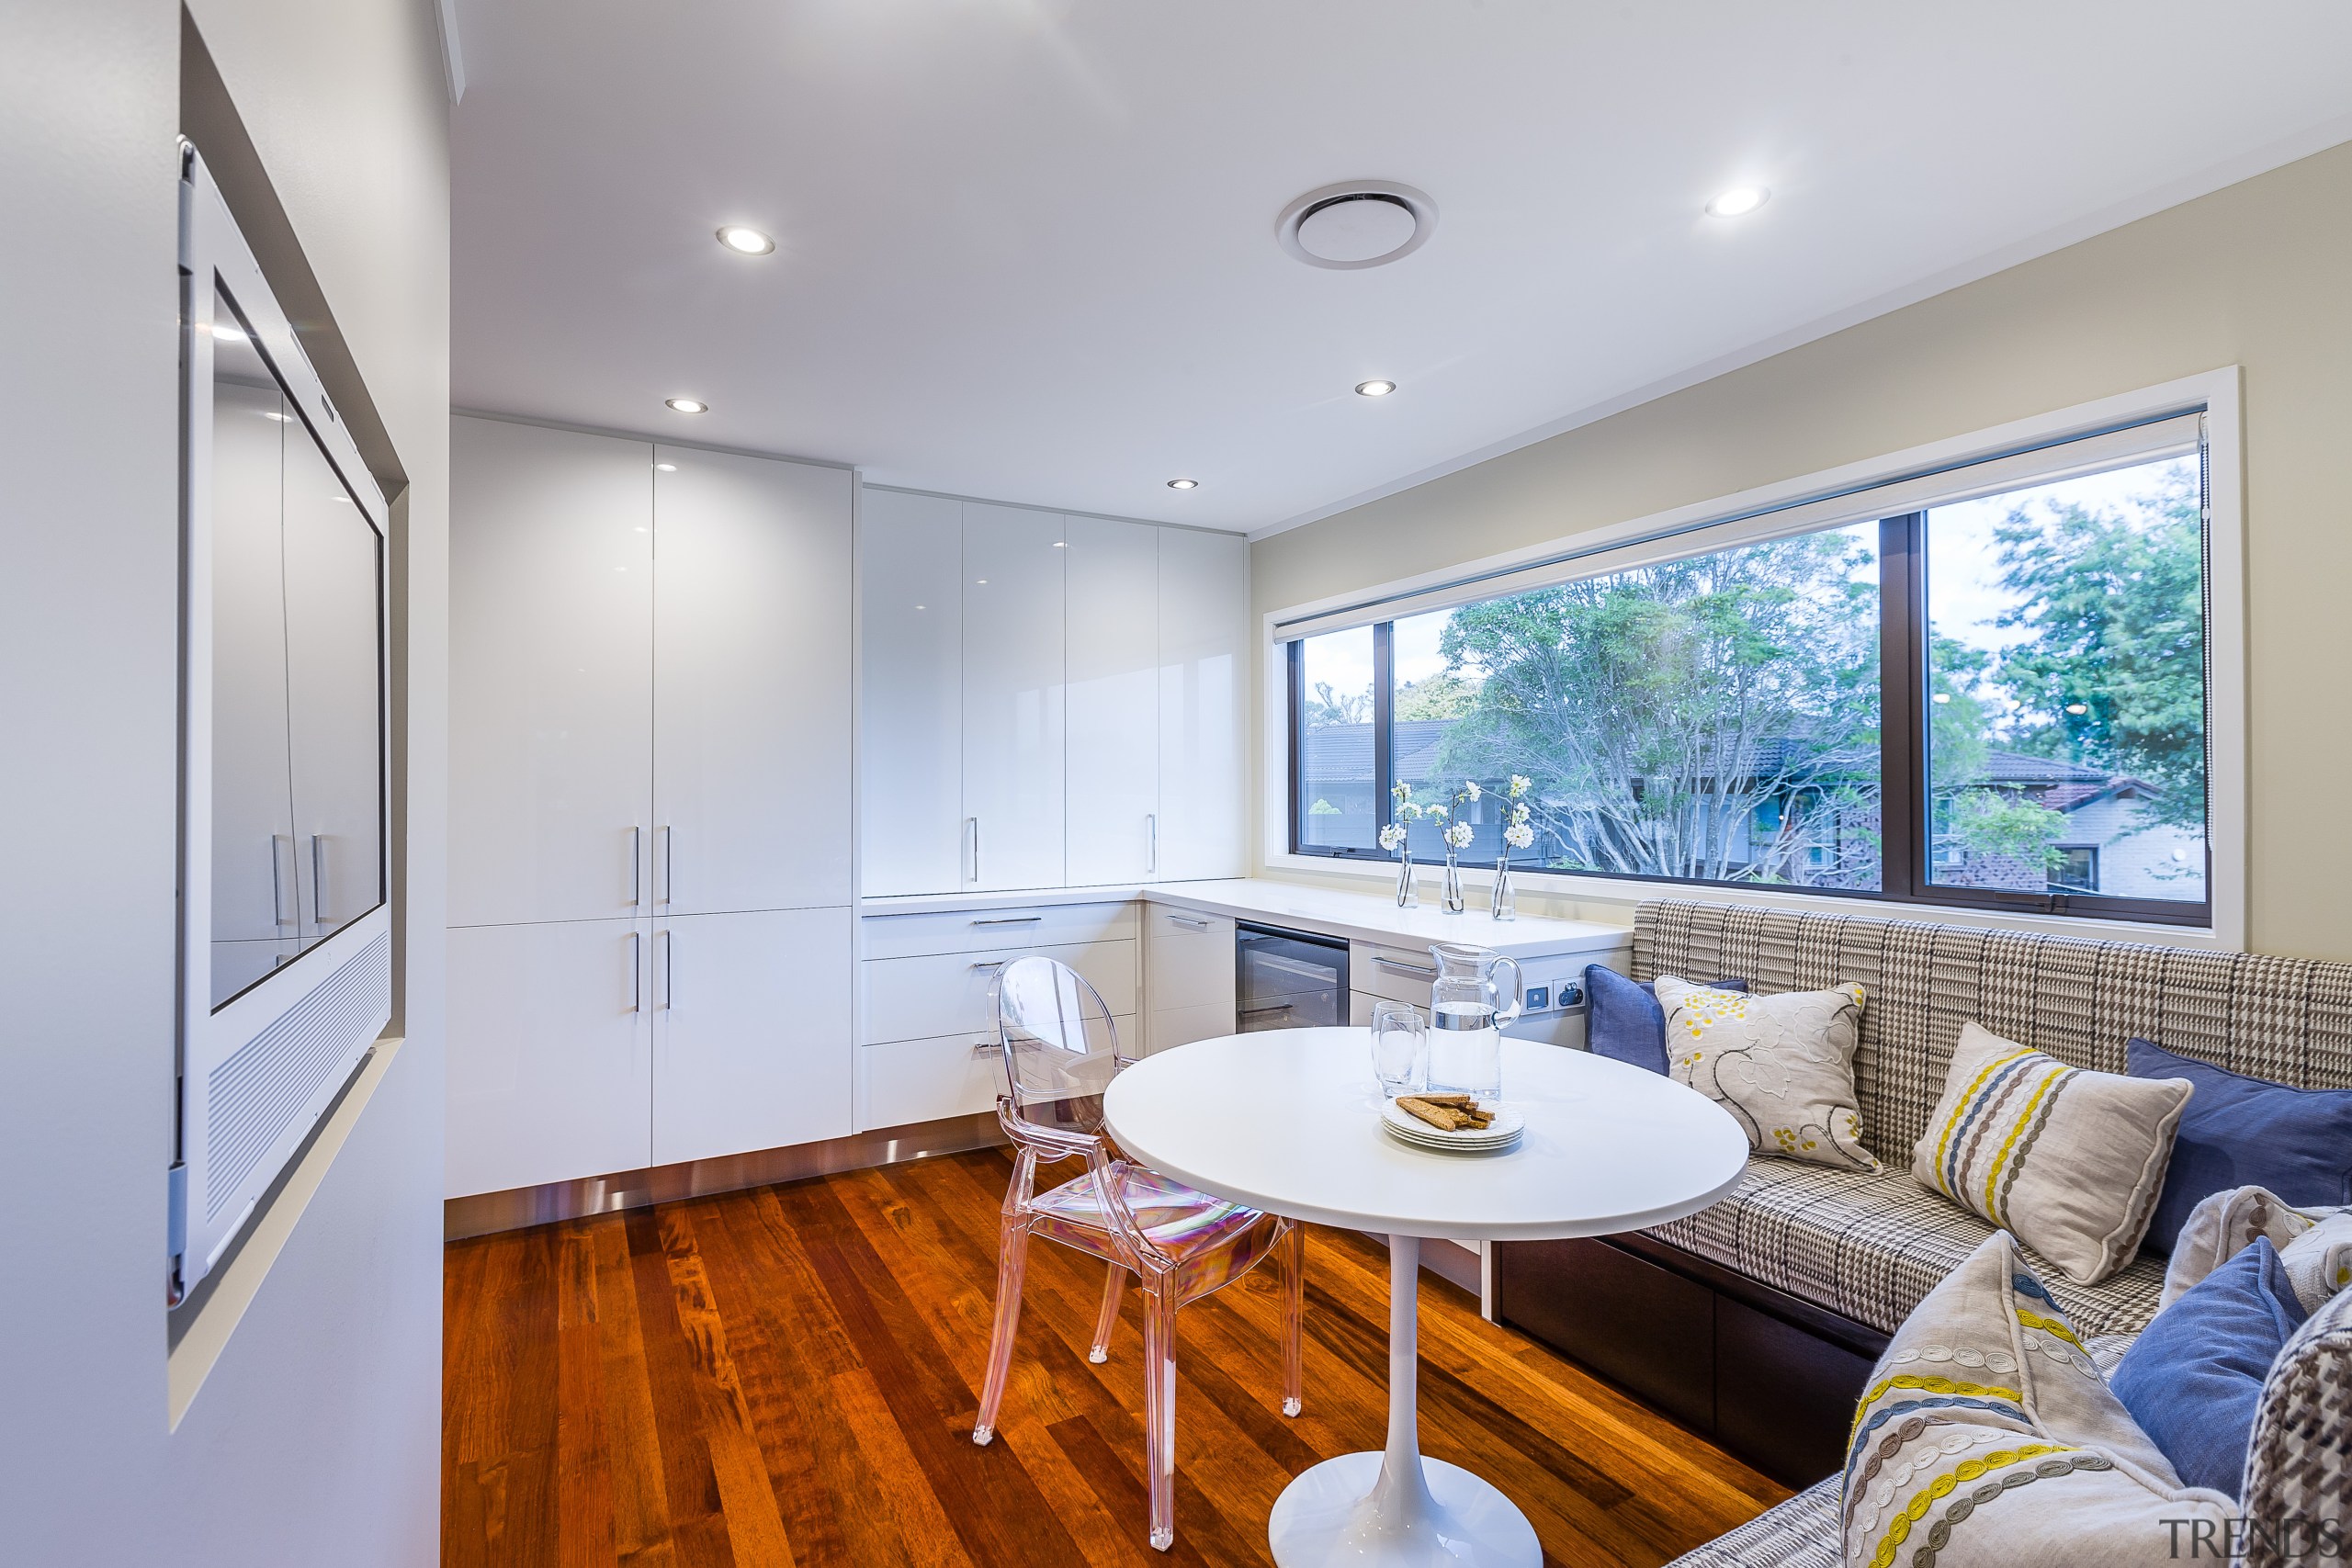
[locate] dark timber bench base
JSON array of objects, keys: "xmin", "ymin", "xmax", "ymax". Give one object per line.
[{"xmin": 1493, "ymin": 1233, "xmax": 1888, "ymax": 1490}]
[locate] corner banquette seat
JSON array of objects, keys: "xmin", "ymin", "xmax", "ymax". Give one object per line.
[{"xmin": 1491, "ymin": 898, "xmax": 2352, "ymax": 1540}]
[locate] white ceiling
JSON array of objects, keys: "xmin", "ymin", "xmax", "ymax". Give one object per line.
[{"xmin": 450, "ymin": 2, "xmax": 2352, "ymax": 536}]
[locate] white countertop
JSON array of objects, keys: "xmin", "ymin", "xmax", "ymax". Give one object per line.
[{"xmin": 859, "ymin": 875, "xmax": 1630, "ymax": 960}]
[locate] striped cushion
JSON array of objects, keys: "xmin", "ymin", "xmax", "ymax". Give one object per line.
[{"xmin": 1645, "ymin": 1156, "xmax": 2168, "ymax": 1338}]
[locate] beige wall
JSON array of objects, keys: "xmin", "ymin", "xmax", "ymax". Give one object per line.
[{"xmin": 1254, "ymin": 140, "xmax": 2352, "ymax": 961}]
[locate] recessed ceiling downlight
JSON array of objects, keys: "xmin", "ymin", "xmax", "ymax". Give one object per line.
[
  {"xmin": 665, "ymin": 398, "xmax": 708, "ymax": 414},
  {"xmin": 717, "ymin": 225, "xmax": 775, "ymax": 255},
  {"xmin": 1278, "ymin": 181, "xmax": 1437, "ymax": 270},
  {"xmin": 1706, "ymin": 185, "xmax": 1770, "ymax": 218},
  {"xmin": 1167, "ymin": 479, "xmax": 1198, "ymax": 490},
  {"xmin": 1356, "ymin": 379, "xmax": 1396, "ymax": 398}
]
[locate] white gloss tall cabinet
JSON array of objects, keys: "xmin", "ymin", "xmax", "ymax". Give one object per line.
[
  {"xmin": 858, "ymin": 487, "xmax": 1250, "ymax": 896},
  {"xmin": 446, "ymin": 415, "xmax": 854, "ymax": 1199}
]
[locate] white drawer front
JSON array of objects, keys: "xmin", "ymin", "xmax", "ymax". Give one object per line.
[
  {"xmin": 858, "ymin": 1019, "xmax": 1136, "ymax": 1129},
  {"xmin": 1351, "ymin": 941, "xmax": 1440, "ymax": 1010},
  {"xmin": 861, "ymin": 901, "xmax": 1136, "ymax": 960},
  {"xmin": 861, "ymin": 937, "xmax": 1136, "ymax": 1044},
  {"xmin": 1143, "ymin": 906, "xmax": 1237, "ymax": 1015}
]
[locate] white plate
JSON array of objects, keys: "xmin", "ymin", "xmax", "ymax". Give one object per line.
[{"xmin": 1380, "ymin": 1098, "xmax": 1525, "ymax": 1152}]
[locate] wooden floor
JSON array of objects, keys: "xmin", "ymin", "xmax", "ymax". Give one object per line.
[{"xmin": 443, "ymin": 1147, "xmax": 1787, "ymax": 1568}]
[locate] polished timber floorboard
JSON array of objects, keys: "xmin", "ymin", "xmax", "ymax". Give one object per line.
[{"xmin": 443, "ymin": 1148, "xmax": 1787, "ymax": 1568}]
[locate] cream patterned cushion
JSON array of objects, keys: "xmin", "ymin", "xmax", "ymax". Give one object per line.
[
  {"xmin": 1911, "ymin": 1022, "xmax": 2190, "ymax": 1284},
  {"xmin": 1657, "ymin": 976, "xmax": 1878, "ymax": 1171},
  {"xmin": 1841, "ymin": 1232, "xmax": 2232, "ymax": 1568},
  {"xmin": 2164, "ymin": 1185, "xmax": 2352, "ymax": 1314}
]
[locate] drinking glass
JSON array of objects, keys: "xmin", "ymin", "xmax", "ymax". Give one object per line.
[{"xmin": 1369, "ymin": 1001, "xmax": 1427, "ymax": 1097}]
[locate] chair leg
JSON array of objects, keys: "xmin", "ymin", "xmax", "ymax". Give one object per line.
[
  {"xmin": 1278, "ymin": 1220, "xmax": 1305, "ymax": 1418},
  {"xmin": 973, "ymin": 1216, "xmax": 1031, "ymax": 1446},
  {"xmin": 1140, "ymin": 1280, "xmax": 1180, "ymax": 1552},
  {"xmin": 1091, "ymin": 1262, "xmax": 1126, "ymax": 1364}
]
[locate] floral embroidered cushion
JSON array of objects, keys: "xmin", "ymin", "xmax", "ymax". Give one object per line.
[
  {"xmin": 1911, "ymin": 1021, "xmax": 2191, "ymax": 1284},
  {"xmin": 2163, "ymin": 1184, "xmax": 2352, "ymax": 1314},
  {"xmin": 1656, "ymin": 976, "xmax": 1877, "ymax": 1171},
  {"xmin": 1841, "ymin": 1231, "xmax": 2233, "ymax": 1568}
]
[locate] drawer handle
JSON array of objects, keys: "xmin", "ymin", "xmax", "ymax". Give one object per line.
[
  {"xmin": 1168, "ymin": 915, "xmax": 1212, "ymax": 931},
  {"xmin": 970, "ymin": 959, "xmax": 1009, "ymax": 972},
  {"xmin": 1374, "ymin": 957, "xmax": 1439, "ymax": 980},
  {"xmin": 970, "ymin": 915, "xmax": 1043, "ymax": 926},
  {"xmin": 972, "ymin": 1042, "xmax": 1003, "ymax": 1057},
  {"xmin": 1238, "ymin": 1002, "xmax": 1294, "ymax": 1018}
]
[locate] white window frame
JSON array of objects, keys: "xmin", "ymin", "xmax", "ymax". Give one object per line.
[{"xmin": 1260, "ymin": 368, "xmax": 2247, "ymax": 950}]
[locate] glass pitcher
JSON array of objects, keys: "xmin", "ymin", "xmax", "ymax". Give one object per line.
[{"xmin": 1424, "ymin": 942, "xmax": 1523, "ymax": 1100}]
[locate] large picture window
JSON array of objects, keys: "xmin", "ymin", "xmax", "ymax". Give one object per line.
[{"xmin": 1286, "ymin": 425, "xmax": 2211, "ymax": 925}]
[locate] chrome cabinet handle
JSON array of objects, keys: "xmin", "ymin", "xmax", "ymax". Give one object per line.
[
  {"xmin": 1169, "ymin": 914, "xmax": 1211, "ymax": 931},
  {"xmin": 971, "ymin": 1042, "xmax": 1003, "ymax": 1057},
  {"xmin": 969, "ymin": 915, "xmax": 1041, "ymax": 926},
  {"xmin": 628, "ymin": 826, "xmax": 642, "ymax": 907},
  {"xmin": 310, "ymin": 833, "xmax": 328, "ymax": 930},
  {"xmin": 1239, "ymin": 1002, "xmax": 1295, "ymax": 1018},
  {"xmin": 967, "ymin": 817, "xmax": 981, "ymax": 883},
  {"xmin": 269, "ymin": 835, "xmax": 290, "ymax": 930},
  {"xmin": 970, "ymin": 959, "xmax": 1008, "ymax": 972},
  {"xmin": 1147, "ymin": 812, "xmax": 1157, "ymax": 874},
  {"xmin": 627, "ymin": 931, "xmax": 641, "ymax": 1013},
  {"xmin": 659, "ymin": 929, "xmax": 673, "ymax": 1011},
  {"xmin": 1374, "ymin": 956, "xmax": 1439, "ymax": 980},
  {"xmin": 658, "ymin": 825, "xmax": 673, "ymax": 906}
]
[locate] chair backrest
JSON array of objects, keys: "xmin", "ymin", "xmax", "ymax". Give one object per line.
[
  {"xmin": 1633, "ymin": 897, "xmax": 2352, "ymax": 1158},
  {"xmin": 993, "ymin": 955, "xmax": 1131, "ymax": 1137}
]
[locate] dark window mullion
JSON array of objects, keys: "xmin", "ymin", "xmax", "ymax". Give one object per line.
[
  {"xmin": 1372, "ymin": 621, "xmax": 1396, "ymax": 857},
  {"xmin": 1878, "ymin": 513, "xmax": 1926, "ymax": 900},
  {"xmin": 1286, "ymin": 638, "xmax": 1306, "ymax": 855}
]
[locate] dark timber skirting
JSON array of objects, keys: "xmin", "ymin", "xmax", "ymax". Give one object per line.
[{"xmin": 1493, "ymin": 1233, "xmax": 1888, "ymax": 1490}]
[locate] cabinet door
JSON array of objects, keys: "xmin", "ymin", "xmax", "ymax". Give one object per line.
[
  {"xmin": 1156, "ymin": 528, "xmax": 1250, "ymax": 880},
  {"xmin": 654, "ymin": 447, "xmax": 852, "ymax": 915},
  {"xmin": 447, "ymin": 918, "xmax": 651, "ymax": 1197},
  {"xmin": 449, "ymin": 417, "xmax": 653, "ymax": 926},
  {"xmin": 1065, "ymin": 516, "xmax": 1159, "ymax": 884},
  {"xmin": 650, "ymin": 908, "xmax": 853, "ymax": 1164},
  {"xmin": 962, "ymin": 502, "xmax": 1066, "ymax": 891},
  {"xmin": 858, "ymin": 489, "xmax": 965, "ymax": 897}
]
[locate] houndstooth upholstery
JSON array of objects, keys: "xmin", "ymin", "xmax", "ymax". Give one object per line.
[
  {"xmin": 1664, "ymin": 1479, "xmax": 1840, "ymax": 1568},
  {"xmin": 1645, "ymin": 1156, "xmax": 2168, "ymax": 1337},
  {"xmin": 1636, "ymin": 900, "xmax": 2352, "ymax": 1568},
  {"xmin": 1634, "ymin": 899, "xmax": 2352, "ymax": 1160},
  {"xmin": 2241, "ymin": 1286, "xmax": 2352, "ymax": 1568}
]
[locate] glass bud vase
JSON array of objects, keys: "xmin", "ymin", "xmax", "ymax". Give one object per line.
[
  {"xmin": 1442, "ymin": 847, "xmax": 1465, "ymax": 914},
  {"xmin": 1490, "ymin": 857, "xmax": 1516, "ymax": 921},
  {"xmin": 1394, "ymin": 850, "xmax": 1419, "ymax": 908}
]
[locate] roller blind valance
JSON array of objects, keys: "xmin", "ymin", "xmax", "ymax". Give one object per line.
[{"xmin": 1275, "ymin": 409, "xmax": 2203, "ymax": 643}]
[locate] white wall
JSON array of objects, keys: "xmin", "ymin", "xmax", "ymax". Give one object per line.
[{"xmin": 0, "ymin": 0, "xmax": 448, "ymax": 1561}]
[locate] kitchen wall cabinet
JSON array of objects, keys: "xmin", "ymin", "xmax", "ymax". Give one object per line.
[
  {"xmin": 653, "ymin": 446, "xmax": 854, "ymax": 916},
  {"xmin": 857, "ymin": 486, "xmax": 1249, "ymax": 898},
  {"xmin": 448, "ymin": 415, "xmax": 854, "ymax": 1199},
  {"xmin": 448, "ymin": 417, "xmax": 653, "ymax": 929},
  {"xmin": 1065, "ymin": 515, "xmax": 1159, "ymax": 885},
  {"xmin": 962, "ymin": 502, "xmax": 1068, "ymax": 891},
  {"xmin": 1154, "ymin": 526, "xmax": 1250, "ymax": 882}
]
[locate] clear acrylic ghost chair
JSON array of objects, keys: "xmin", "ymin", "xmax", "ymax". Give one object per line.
[{"xmin": 972, "ymin": 955, "xmax": 1305, "ymax": 1551}]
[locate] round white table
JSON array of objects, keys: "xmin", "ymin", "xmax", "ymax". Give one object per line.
[{"xmin": 1102, "ymin": 1027, "xmax": 1747, "ymax": 1568}]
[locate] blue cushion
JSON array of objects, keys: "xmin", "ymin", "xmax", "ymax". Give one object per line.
[
  {"xmin": 1585, "ymin": 965, "xmax": 1746, "ymax": 1076},
  {"xmin": 2111, "ymin": 1236, "xmax": 2306, "ymax": 1499},
  {"xmin": 2129, "ymin": 1037, "xmax": 2352, "ymax": 1253}
]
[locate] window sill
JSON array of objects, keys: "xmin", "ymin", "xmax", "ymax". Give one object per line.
[{"xmin": 1260, "ymin": 852, "xmax": 2236, "ymax": 952}]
